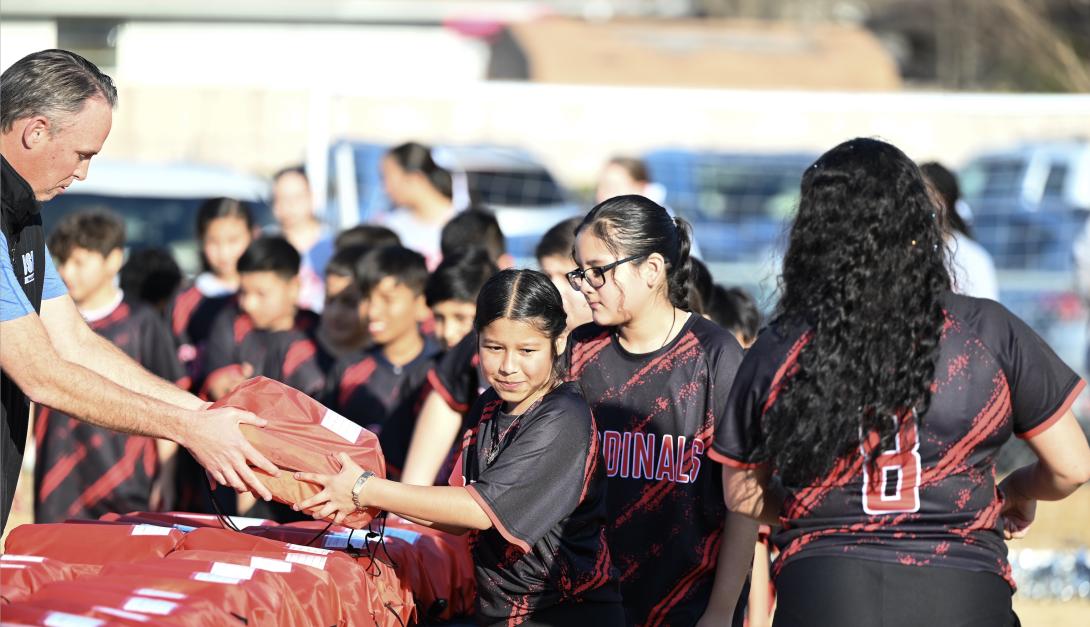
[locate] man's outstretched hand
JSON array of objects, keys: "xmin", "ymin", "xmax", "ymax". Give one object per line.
[{"xmin": 181, "ymin": 406, "xmax": 280, "ymax": 500}]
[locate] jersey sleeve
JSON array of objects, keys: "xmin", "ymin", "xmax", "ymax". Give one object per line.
[
  {"xmin": 710, "ymin": 326, "xmax": 802, "ymax": 469},
  {"xmin": 706, "ymin": 326, "xmax": 744, "ymax": 445},
  {"xmin": 0, "ymin": 232, "xmax": 35, "ymax": 321},
  {"xmin": 464, "ymin": 393, "xmax": 595, "ymax": 553},
  {"xmin": 983, "ymin": 301, "xmax": 1084, "ymax": 439},
  {"xmin": 40, "ymin": 245, "xmax": 68, "ymax": 301},
  {"xmin": 428, "ymin": 331, "xmax": 478, "ymax": 413},
  {"xmin": 199, "ymin": 306, "xmax": 243, "ymax": 396}
]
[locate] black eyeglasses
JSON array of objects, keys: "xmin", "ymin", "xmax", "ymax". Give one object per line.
[{"xmin": 566, "ymin": 254, "xmax": 645, "ymax": 291}]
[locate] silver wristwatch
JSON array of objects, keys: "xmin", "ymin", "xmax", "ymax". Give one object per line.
[{"xmin": 351, "ymin": 470, "xmax": 375, "ymax": 513}]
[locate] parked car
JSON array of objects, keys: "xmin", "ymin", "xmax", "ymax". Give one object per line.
[
  {"xmin": 959, "ymin": 139, "xmax": 1090, "ymax": 271},
  {"xmin": 641, "ymin": 149, "xmax": 816, "ymax": 263},
  {"xmin": 324, "ymin": 140, "xmax": 582, "ymax": 259},
  {"xmin": 45, "ymin": 159, "xmax": 273, "ymax": 275}
]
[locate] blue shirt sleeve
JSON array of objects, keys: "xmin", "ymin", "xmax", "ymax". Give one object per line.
[
  {"xmin": 41, "ymin": 243, "xmax": 68, "ymax": 301},
  {"xmin": 0, "ymin": 231, "xmax": 36, "ymax": 322}
]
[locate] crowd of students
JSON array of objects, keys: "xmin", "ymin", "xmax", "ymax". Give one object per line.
[{"xmin": 32, "ymin": 138, "xmax": 1090, "ymax": 627}]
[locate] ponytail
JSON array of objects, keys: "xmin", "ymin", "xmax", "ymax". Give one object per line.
[{"xmin": 575, "ymin": 194, "xmax": 695, "ymax": 311}]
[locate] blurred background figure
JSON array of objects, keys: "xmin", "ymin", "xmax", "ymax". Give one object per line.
[
  {"xmin": 596, "ymin": 156, "xmax": 667, "ymax": 205},
  {"xmin": 920, "ymin": 161, "xmax": 999, "ymax": 301},
  {"xmin": 380, "ymin": 142, "xmax": 456, "ymax": 269},
  {"xmin": 271, "ymin": 165, "xmax": 333, "ymax": 312},
  {"xmin": 120, "ymin": 247, "xmax": 183, "ymax": 316},
  {"xmin": 705, "ymin": 285, "xmax": 761, "ymax": 349}
]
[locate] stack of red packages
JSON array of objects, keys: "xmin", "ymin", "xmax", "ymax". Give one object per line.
[
  {"xmin": 0, "ymin": 555, "xmax": 79, "ymax": 604},
  {"xmin": 5, "ymin": 522, "xmax": 185, "ymax": 567},
  {"xmin": 211, "ymin": 376, "xmax": 385, "ymax": 528}
]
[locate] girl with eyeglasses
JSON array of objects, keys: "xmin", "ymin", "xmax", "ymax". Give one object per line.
[
  {"xmin": 713, "ymin": 138, "xmax": 1090, "ymax": 627},
  {"xmin": 294, "ymin": 269, "xmax": 623, "ymax": 626},
  {"xmin": 566, "ymin": 195, "xmax": 757, "ymax": 626}
]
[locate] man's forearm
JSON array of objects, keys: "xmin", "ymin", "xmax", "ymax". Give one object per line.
[
  {"xmin": 28, "ymin": 356, "xmax": 191, "ymax": 444},
  {"xmin": 75, "ymin": 330, "xmax": 203, "ymax": 410}
]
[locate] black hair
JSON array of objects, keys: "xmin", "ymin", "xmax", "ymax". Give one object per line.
[
  {"xmin": 334, "ymin": 225, "xmax": 401, "ymax": 252},
  {"xmin": 425, "ymin": 248, "xmax": 499, "ymax": 307},
  {"xmin": 919, "ymin": 161, "xmax": 972, "ymax": 238},
  {"xmin": 196, "ymin": 197, "xmax": 255, "ymax": 239},
  {"xmin": 705, "ymin": 285, "xmax": 760, "ymax": 346},
  {"xmin": 687, "ymin": 257, "xmax": 714, "ymax": 316},
  {"xmin": 575, "ymin": 194, "xmax": 695, "ymax": 310},
  {"xmin": 386, "ymin": 142, "xmax": 453, "ymax": 199},
  {"xmin": 761, "ymin": 137, "xmax": 950, "ymax": 486},
  {"xmin": 606, "ymin": 156, "xmax": 650, "ymax": 184},
  {"xmin": 440, "ymin": 207, "xmax": 507, "ymax": 263},
  {"xmin": 354, "ymin": 245, "xmax": 428, "ymax": 296},
  {"xmin": 326, "ymin": 244, "xmax": 370, "ymax": 278},
  {"xmin": 473, "ymin": 269, "xmax": 568, "ymax": 383},
  {"xmin": 272, "ymin": 165, "xmax": 309, "ymax": 187},
  {"xmin": 120, "ymin": 247, "xmax": 183, "ymax": 311},
  {"xmin": 535, "ymin": 216, "xmax": 582, "ymax": 261},
  {"xmin": 48, "ymin": 209, "xmax": 125, "ymax": 261},
  {"xmin": 236, "ymin": 236, "xmax": 301, "ymax": 280}
]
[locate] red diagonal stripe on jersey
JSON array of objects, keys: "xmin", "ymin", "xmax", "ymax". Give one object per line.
[
  {"xmin": 923, "ymin": 374, "xmax": 1010, "ymax": 484},
  {"xmin": 614, "ymin": 475, "xmax": 679, "ymax": 528},
  {"xmin": 761, "ymin": 330, "xmax": 813, "ymax": 414},
  {"xmin": 34, "ymin": 407, "xmax": 51, "ymax": 448},
  {"xmin": 570, "ymin": 527, "xmax": 613, "ymax": 597},
  {"xmin": 172, "ymin": 286, "xmax": 202, "ymax": 335},
  {"xmin": 579, "ymin": 412, "xmax": 601, "ymax": 504},
  {"xmin": 38, "ymin": 442, "xmax": 88, "ymax": 502},
  {"xmin": 616, "ymin": 333, "xmax": 700, "ymax": 397},
  {"xmin": 338, "ymin": 357, "xmax": 377, "ymax": 409},
  {"xmin": 233, "ymin": 313, "xmax": 254, "ymax": 344},
  {"xmin": 569, "ymin": 332, "xmax": 611, "ymax": 379},
  {"xmin": 645, "ymin": 527, "xmax": 723, "ymax": 626},
  {"xmin": 784, "ymin": 454, "xmax": 864, "ymax": 520},
  {"xmin": 91, "ymin": 302, "xmax": 130, "ymax": 331},
  {"xmin": 67, "ymin": 437, "xmax": 151, "ymax": 517},
  {"xmin": 427, "ymin": 368, "xmax": 469, "ymax": 413},
  {"xmin": 951, "ymin": 495, "xmax": 1003, "ymax": 538},
  {"xmin": 283, "ymin": 340, "xmax": 317, "ymax": 379}
]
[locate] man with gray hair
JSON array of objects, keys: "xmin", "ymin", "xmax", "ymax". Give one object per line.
[{"xmin": 0, "ymin": 49, "xmax": 279, "ymax": 531}]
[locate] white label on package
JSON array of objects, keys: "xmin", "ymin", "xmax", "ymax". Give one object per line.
[
  {"xmin": 323, "ymin": 533, "xmax": 350, "ymax": 549},
  {"xmin": 250, "ymin": 556, "xmax": 293, "ymax": 573},
  {"xmin": 320, "ymin": 408, "xmax": 363, "ymax": 443},
  {"xmin": 123, "ymin": 596, "xmax": 177, "ymax": 615},
  {"xmin": 286, "ymin": 543, "xmax": 331, "ymax": 555},
  {"xmin": 210, "ymin": 562, "xmax": 255, "ymax": 580},
  {"xmin": 285, "ymin": 552, "xmax": 328, "ymax": 570},
  {"xmin": 134, "ymin": 588, "xmax": 187, "ymax": 600},
  {"xmin": 384, "ymin": 527, "xmax": 423, "ymax": 545},
  {"xmin": 228, "ymin": 516, "xmax": 268, "ymax": 529},
  {"xmin": 2, "ymin": 554, "xmax": 46, "ymax": 562},
  {"xmin": 43, "ymin": 612, "xmax": 106, "ymax": 627},
  {"xmin": 92, "ymin": 607, "xmax": 150, "ymax": 622},
  {"xmin": 1, "ymin": 563, "xmax": 28, "ymax": 570},
  {"xmin": 192, "ymin": 572, "xmax": 242, "ymax": 584},
  {"xmin": 131, "ymin": 524, "xmax": 172, "ymax": 536}
]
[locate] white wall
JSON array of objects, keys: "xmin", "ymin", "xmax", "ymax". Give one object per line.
[{"xmin": 0, "ymin": 21, "xmax": 57, "ymax": 71}]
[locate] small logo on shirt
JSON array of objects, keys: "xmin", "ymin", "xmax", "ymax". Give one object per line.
[{"xmin": 21, "ymin": 251, "xmax": 35, "ymax": 284}]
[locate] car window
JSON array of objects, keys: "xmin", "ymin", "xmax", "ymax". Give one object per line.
[
  {"xmin": 960, "ymin": 158, "xmax": 1026, "ymax": 199},
  {"xmin": 691, "ymin": 162, "xmax": 804, "ymax": 222},
  {"xmin": 1043, "ymin": 163, "xmax": 1068, "ymax": 199},
  {"xmin": 465, "ymin": 170, "xmax": 566, "ymax": 207},
  {"xmin": 43, "ymin": 194, "xmax": 273, "ymax": 276}
]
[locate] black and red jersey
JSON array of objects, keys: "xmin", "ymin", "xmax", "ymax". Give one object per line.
[
  {"xmin": 712, "ymin": 292, "xmax": 1084, "ymax": 589},
  {"xmin": 202, "ymin": 305, "xmax": 326, "ymax": 400},
  {"xmin": 167, "ymin": 278, "xmax": 236, "ymax": 392},
  {"xmin": 34, "ymin": 297, "xmax": 185, "ymax": 523},
  {"xmin": 427, "ymin": 330, "xmax": 486, "ymax": 415},
  {"xmin": 324, "ymin": 337, "xmax": 440, "ymax": 474},
  {"xmin": 449, "ymin": 383, "xmax": 621, "ymax": 623},
  {"xmin": 565, "ymin": 315, "xmax": 744, "ymax": 626}
]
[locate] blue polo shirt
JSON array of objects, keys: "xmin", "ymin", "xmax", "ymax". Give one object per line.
[{"xmin": 0, "ymin": 231, "xmax": 67, "ymax": 322}]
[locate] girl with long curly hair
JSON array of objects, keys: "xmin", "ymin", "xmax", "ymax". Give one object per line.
[{"xmin": 713, "ymin": 138, "xmax": 1090, "ymax": 627}]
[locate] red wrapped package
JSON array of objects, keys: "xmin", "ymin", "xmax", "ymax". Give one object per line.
[
  {"xmin": 168, "ymin": 549, "xmax": 341, "ymax": 627},
  {"xmin": 98, "ymin": 557, "xmax": 305, "ymax": 626},
  {"xmin": 379, "ymin": 518, "xmax": 477, "ymax": 621},
  {"xmin": 22, "ymin": 579, "xmax": 240, "ymax": 625},
  {"xmin": 211, "ymin": 376, "xmax": 385, "ymax": 528},
  {"xmin": 3, "ymin": 523, "xmax": 184, "ymax": 566},
  {"xmin": 99, "ymin": 511, "xmax": 276, "ymax": 531},
  {"xmin": 0, "ymin": 555, "xmax": 77, "ymax": 604},
  {"xmin": 177, "ymin": 528, "xmax": 378, "ymax": 626}
]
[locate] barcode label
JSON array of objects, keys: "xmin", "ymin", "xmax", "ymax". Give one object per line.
[
  {"xmin": 131, "ymin": 524, "xmax": 172, "ymax": 536},
  {"xmin": 2, "ymin": 554, "xmax": 46, "ymax": 562},
  {"xmin": 287, "ymin": 543, "xmax": 331, "ymax": 555},
  {"xmin": 250, "ymin": 556, "xmax": 292, "ymax": 573},
  {"xmin": 323, "ymin": 533, "xmax": 349, "ymax": 549},
  {"xmin": 123, "ymin": 596, "xmax": 177, "ymax": 615},
  {"xmin": 192, "ymin": 572, "xmax": 241, "ymax": 584},
  {"xmin": 285, "ymin": 553, "xmax": 328, "ymax": 570},
  {"xmin": 43, "ymin": 612, "xmax": 106, "ymax": 626},
  {"xmin": 210, "ymin": 562, "xmax": 255, "ymax": 580},
  {"xmin": 320, "ymin": 409, "xmax": 363, "ymax": 443},
  {"xmin": 134, "ymin": 588, "xmax": 186, "ymax": 600}
]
